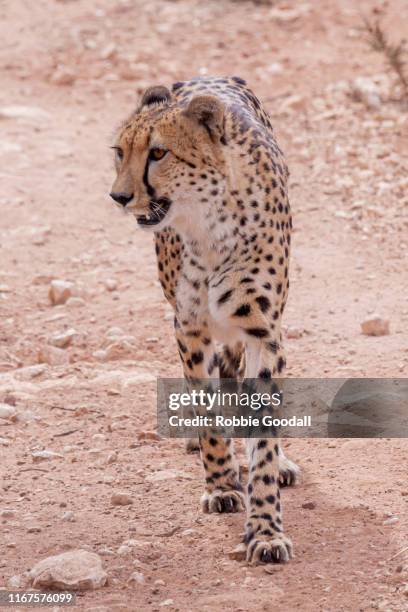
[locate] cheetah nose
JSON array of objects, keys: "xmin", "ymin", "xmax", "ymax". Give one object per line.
[{"xmin": 110, "ymin": 191, "xmax": 134, "ymax": 206}]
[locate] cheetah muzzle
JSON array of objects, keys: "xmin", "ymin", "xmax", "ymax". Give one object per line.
[{"xmin": 136, "ymin": 197, "xmax": 172, "ymax": 227}]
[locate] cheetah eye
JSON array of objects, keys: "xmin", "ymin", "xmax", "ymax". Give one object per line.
[
  {"xmin": 148, "ymin": 147, "xmax": 168, "ymax": 162},
  {"xmin": 111, "ymin": 146, "xmax": 124, "ymax": 162}
]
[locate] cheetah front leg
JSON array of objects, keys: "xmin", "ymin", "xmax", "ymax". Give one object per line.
[
  {"xmin": 175, "ymin": 320, "xmax": 245, "ymax": 514},
  {"xmin": 243, "ymin": 340, "xmax": 293, "ymax": 564}
]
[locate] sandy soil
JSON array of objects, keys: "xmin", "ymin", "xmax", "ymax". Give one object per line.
[{"xmin": 0, "ymin": 0, "xmax": 407, "ymax": 610}]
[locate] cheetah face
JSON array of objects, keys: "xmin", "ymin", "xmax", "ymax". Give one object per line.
[{"xmin": 110, "ymin": 86, "xmax": 226, "ymax": 234}]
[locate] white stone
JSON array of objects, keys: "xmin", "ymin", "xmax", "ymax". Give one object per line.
[
  {"xmin": 0, "ymin": 403, "xmax": 17, "ymax": 420},
  {"xmin": 50, "ymin": 329, "xmax": 76, "ymax": 348},
  {"xmin": 127, "ymin": 571, "xmax": 145, "ymax": 585},
  {"xmin": 29, "ymin": 549, "xmax": 107, "ymax": 591},
  {"xmin": 32, "ymin": 450, "xmax": 64, "ymax": 462},
  {"xmin": 0, "ymin": 105, "xmax": 51, "ymax": 121}
]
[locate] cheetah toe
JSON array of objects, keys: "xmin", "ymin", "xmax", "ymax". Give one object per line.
[
  {"xmin": 246, "ymin": 533, "xmax": 293, "ymax": 565},
  {"xmin": 201, "ymin": 489, "xmax": 246, "ymax": 514}
]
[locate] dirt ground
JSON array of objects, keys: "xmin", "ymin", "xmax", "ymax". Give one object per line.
[{"xmin": 1, "ymin": 0, "xmax": 407, "ymax": 610}]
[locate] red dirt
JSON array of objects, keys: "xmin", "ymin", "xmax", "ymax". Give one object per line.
[{"xmin": 1, "ymin": 1, "xmax": 407, "ymax": 610}]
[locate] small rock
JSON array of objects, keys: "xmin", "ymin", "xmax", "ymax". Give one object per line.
[
  {"xmin": 286, "ymin": 327, "xmax": 303, "ymax": 339},
  {"xmin": 0, "ymin": 105, "xmax": 51, "ymax": 121},
  {"xmin": 302, "ymin": 501, "xmax": 316, "ymax": 510},
  {"xmin": 383, "ymin": 517, "xmax": 399, "ymax": 525},
  {"xmin": 0, "ymin": 509, "xmax": 16, "ymax": 518},
  {"xmin": 62, "ymin": 511, "xmax": 75, "ymax": 522},
  {"xmin": 117, "ymin": 545, "xmax": 131, "ymax": 556},
  {"xmin": 66, "ymin": 297, "xmax": 85, "ymax": 308},
  {"xmin": 361, "ymin": 315, "xmax": 390, "ymax": 337},
  {"xmin": 38, "ymin": 346, "xmax": 70, "ymax": 366},
  {"xmin": 0, "ymin": 403, "xmax": 17, "ymax": 421},
  {"xmin": 137, "ymin": 430, "xmax": 161, "ymax": 441},
  {"xmin": 29, "ymin": 549, "xmax": 107, "ymax": 591},
  {"xmin": 106, "ymin": 451, "xmax": 118, "ymax": 464},
  {"xmin": 49, "ymin": 328, "xmax": 77, "ymax": 348},
  {"xmin": 111, "ymin": 492, "xmax": 133, "ymax": 506},
  {"xmin": 100, "ymin": 43, "xmax": 117, "ymax": 60},
  {"xmin": 154, "ymin": 579, "xmax": 166, "ymax": 586},
  {"xmin": 351, "ymin": 77, "xmax": 381, "ymax": 110},
  {"xmin": 48, "ymin": 280, "xmax": 74, "ymax": 305},
  {"xmin": 127, "ymin": 571, "xmax": 145, "ymax": 585},
  {"xmin": 32, "ymin": 450, "xmax": 63, "ymax": 463},
  {"xmin": 14, "ymin": 364, "xmax": 47, "ymax": 380},
  {"xmin": 228, "ymin": 543, "xmax": 247, "ymax": 561},
  {"xmin": 27, "ymin": 525, "xmax": 42, "ymax": 533},
  {"xmin": 159, "ymin": 600, "xmax": 174, "ymax": 608},
  {"xmin": 50, "ymin": 67, "xmax": 76, "ymax": 86},
  {"xmin": 104, "ymin": 278, "xmax": 118, "ymax": 291}
]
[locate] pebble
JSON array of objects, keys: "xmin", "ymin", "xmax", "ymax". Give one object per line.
[
  {"xmin": 50, "ymin": 67, "xmax": 76, "ymax": 86},
  {"xmin": 66, "ymin": 297, "xmax": 85, "ymax": 308},
  {"xmin": 32, "ymin": 450, "xmax": 64, "ymax": 462},
  {"xmin": 62, "ymin": 511, "xmax": 75, "ymax": 522},
  {"xmin": 106, "ymin": 451, "xmax": 118, "ymax": 464},
  {"xmin": 361, "ymin": 315, "xmax": 390, "ymax": 337},
  {"xmin": 111, "ymin": 492, "xmax": 133, "ymax": 506},
  {"xmin": 0, "ymin": 403, "xmax": 17, "ymax": 421},
  {"xmin": 29, "ymin": 549, "xmax": 107, "ymax": 591},
  {"xmin": 159, "ymin": 600, "xmax": 174, "ymax": 608},
  {"xmin": 0, "ymin": 105, "xmax": 51, "ymax": 121},
  {"xmin": 0, "ymin": 509, "xmax": 17, "ymax": 518},
  {"xmin": 127, "ymin": 571, "xmax": 145, "ymax": 585},
  {"xmin": 302, "ymin": 501, "xmax": 316, "ymax": 510},
  {"xmin": 104, "ymin": 278, "xmax": 118, "ymax": 291},
  {"xmin": 137, "ymin": 431, "xmax": 161, "ymax": 441},
  {"xmin": 382, "ymin": 516, "xmax": 399, "ymax": 525},
  {"xmin": 286, "ymin": 327, "xmax": 303, "ymax": 339},
  {"xmin": 38, "ymin": 346, "xmax": 70, "ymax": 366},
  {"xmin": 49, "ymin": 328, "xmax": 77, "ymax": 348},
  {"xmin": 48, "ymin": 280, "xmax": 74, "ymax": 305},
  {"xmin": 14, "ymin": 364, "xmax": 47, "ymax": 380}
]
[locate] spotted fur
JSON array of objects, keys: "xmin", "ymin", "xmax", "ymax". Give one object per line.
[{"xmin": 110, "ymin": 76, "xmax": 300, "ymax": 565}]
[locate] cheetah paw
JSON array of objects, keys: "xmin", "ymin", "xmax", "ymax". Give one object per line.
[
  {"xmin": 246, "ymin": 533, "xmax": 293, "ymax": 565},
  {"xmin": 278, "ymin": 454, "xmax": 300, "ymax": 487},
  {"xmin": 185, "ymin": 437, "xmax": 200, "ymax": 453},
  {"xmin": 201, "ymin": 489, "xmax": 246, "ymax": 514}
]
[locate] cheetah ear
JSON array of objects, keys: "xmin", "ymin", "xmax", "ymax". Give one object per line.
[
  {"xmin": 183, "ymin": 95, "xmax": 225, "ymax": 143},
  {"xmin": 140, "ymin": 86, "xmax": 171, "ymax": 109}
]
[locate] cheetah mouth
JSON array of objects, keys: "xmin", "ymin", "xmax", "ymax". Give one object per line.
[{"xmin": 137, "ymin": 198, "xmax": 172, "ymax": 227}]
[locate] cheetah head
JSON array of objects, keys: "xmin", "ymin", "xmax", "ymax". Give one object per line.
[{"xmin": 110, "ymin": 86, "xmax": 226, "ymax": 233}]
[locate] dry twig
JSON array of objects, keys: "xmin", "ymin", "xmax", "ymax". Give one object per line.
[{"xmin": 362, "ymin": 17, "xmax": 408, "ymax": 98}]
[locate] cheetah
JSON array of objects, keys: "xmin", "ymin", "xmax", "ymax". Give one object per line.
[{"xmin": 110, "ymin": 76, "xmax": 299, "ymax": 564}]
